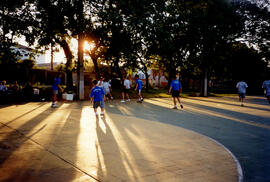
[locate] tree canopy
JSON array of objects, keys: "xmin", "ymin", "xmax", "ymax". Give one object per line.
[{"xmin": 1, "ymin": 0, "xmax": 269, "ymax": 96}]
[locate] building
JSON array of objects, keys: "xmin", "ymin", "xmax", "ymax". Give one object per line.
[
  {"xmin": 12, "ymin": 44, "xmax": 46, "ymax": 64},
  {"xmin": 12, "ymin": 44, "xmax": 63, "ymax": 70}
]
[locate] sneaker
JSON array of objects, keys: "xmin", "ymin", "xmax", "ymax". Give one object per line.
[
  {"xmin": 173, "ymin": 106, "xmax": 177, "ymax": 109},
  {"xmin": 137, "ymin": 100, "xmax": 142, "ymax": 103},
  {"xmin": 141, "ymin": 98, "xmax": 144, "ymax": 101},
  {"xmin": 121, "ymin": 100, "xmax": 125, "ymax": 103},
  {"xmin": 51, "ymin": 103, "xmax": 58, "ymax": 108},
  {"xmin": 95, "ymin": 112, "xmax": 98, "ymax": 116},
  {"xmin": 126, "ymin": 99, "xmax": 130, "ymax": 101},
  {"xmin": 111, "ymin": 97, "xmax": 114, "ymax": 100},
  {"xmin": 180, "ymin": 104, "xmax": 183, "ymax": 109},
  {"xmin": 241, "ymin": 103, "xmax": 244, "ymax": 107},
  {"xmin": 100, "ymin": 112, "xmax": 104, "ymax": 116}
]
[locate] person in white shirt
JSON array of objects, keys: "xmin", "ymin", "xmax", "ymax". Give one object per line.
[
  {"xmin": 102, "ymin": 78, "xmax": 113, "ymax": 100},
  {"xmin": 97, "ymin": 77, "xmax": 104, "ymax": 88},
  {"xmin": 121, "ymin": 76, "xmax": 131, "ymax": 102}
]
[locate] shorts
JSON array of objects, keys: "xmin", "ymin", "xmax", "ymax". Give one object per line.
[
  {"xmin": 53, "ymin": 90, "xmax": 58, "ymax": 95},
  {"xmin": 172, "ymin": 90, "xmax": 180, "ymax": 97},
  {"xmin": 238, "ymin": 93, "xmax": 246, "ymax": 98},
  {"xmin": 124, "ymin": 89, "xmax": 130, "ymax": 94},
  {"xmin": 104, "ymin": 89, "xmax": 110, "ymax": 94},
  {"xmin": 137, "ymin": 89, "xmax": 141, "ymax": 94},
  {"xmin": 93, "ymin": 101, "xmax": 104, "ymax": 109}
]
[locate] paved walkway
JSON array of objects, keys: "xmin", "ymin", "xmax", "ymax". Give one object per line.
[{"xmin": 0, "ymin": 97, "xmax": 246, "ymax": 182}]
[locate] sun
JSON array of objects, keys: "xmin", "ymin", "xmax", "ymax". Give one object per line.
[{"xmin": 83, "ymin": 41, "xmax": 96, "ymax": 52}]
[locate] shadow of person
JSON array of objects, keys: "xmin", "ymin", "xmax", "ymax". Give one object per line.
[
  {"xmin": 95, "ymin": 115, "xmax": 138, "ymax": 181},
  {"xmin": 0, "ymin": 102, "xmax": 83, "ymax": 182}
]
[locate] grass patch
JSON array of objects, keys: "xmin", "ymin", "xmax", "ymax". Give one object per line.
[
  {"xmin": 208, "ymin": 93, "xmax": 238, "ymax": 97},
  {"xmin": 111, "ymin": 88, "xmax": 191, "ymax": 99}
]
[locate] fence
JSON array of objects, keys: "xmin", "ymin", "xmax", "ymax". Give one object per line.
[{"xmin": 0, "ymin": 67, "xmax": 65, "ymax": 85}]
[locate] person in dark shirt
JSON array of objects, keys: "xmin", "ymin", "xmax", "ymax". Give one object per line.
[
  {"xmin": 52, "ymin": 73, "xmax": 63, "ymax": 108},
  {"xmin": 90, "ymin": 80, "xmax": 106, "ymax": 116},
  {"xmin": 169, "ymin": 76, "xmax": 183, "ymax": 109}
]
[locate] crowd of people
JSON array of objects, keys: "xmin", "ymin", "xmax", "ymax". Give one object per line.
[
  {"xmin": 2, "ymin": 75, "xmax": 269, "ymax": 116},
  {"xmin": 89, "ymin": 74, "xmax": 145, "ymax": 116},
  {"xmin": 88, "ymin": 76, "xmax": 270, "ymax": 116},
  {"xmin": 0, "ymin": 80, "xmax": 42, "ymax": 103}
]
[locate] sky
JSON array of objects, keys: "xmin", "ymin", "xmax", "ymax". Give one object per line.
[{"xmin": 16, "ymin": 36, "xmax": 95, "ymax": 64}]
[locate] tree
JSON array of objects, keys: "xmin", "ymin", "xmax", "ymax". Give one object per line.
[
  {"xmin": 31, "ymin": 1, "xmax": 78, "ymax": 93},
  {"xmin": 180, "ymin": 0, "xmax": 243, "ymax": 96},
  {"xmin": 234, "ymin": 0, "xmax": 270, "ymax": 66},
  {"xmin": 0, "ymin": 0, "xmax": 36, "ymax": 66},
  {"xmin": 93, "ymin": 0, "xmax": 134, "ymax": 81},
  {"xmin": 28, "ymin": 0, "xmax": 99, "ymax": 99},
  {"xmin": 124, "ymin": 0, "xmax": 156, "ymax": 91}
]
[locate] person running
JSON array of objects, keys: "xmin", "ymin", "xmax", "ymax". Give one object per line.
[
  {"xmin": 103, "ymin": 79, "xmax": 113, "ymax": 100},
  {"xmin": 169, "ymin": 76, "xmax": 183, "ymax": 109},
  {"xmin": 90, "ymin": 80, "xmax": 106, "ymax": 116},
  {"xmin": 51, "ymin": 73, "xmax": 63, "ymax": 108},
  {"xmin": 236, "ymin": 80, "xmax": 248, "ymax": 107},
  {"xmin": 262, "ymin": 79, "xmax": 270, "ymax": 104},
  {"xmin": 135, "ymin": 74, "xmax": 143, "ymax": 102},
  {"xmin": 121, "ymin": 76, "xmax": 131, "ymax": 102}
]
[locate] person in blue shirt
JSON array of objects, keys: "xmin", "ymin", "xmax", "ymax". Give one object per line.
[
  {"xmin": 236, "ymin": 80, "xmax": 248, "ymax": 107},
  {"xmin": 90, "ymin": 80, "xmax": 106, "ymax": 116},
  {"xmin": 135, "ymin": 74, "xmax": 143, "ymax": 102},
  {"xmin": 52, "ymin": 73, "xmax": 63, "ymax": 108},
  {"xmin": 169, "ymin": 76, "xmax": 183, "ymax": 109},
  {"xmin": 262, "ymin": 80, "xmax": 270, "ymax": 104}
]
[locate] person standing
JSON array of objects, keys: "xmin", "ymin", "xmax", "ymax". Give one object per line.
[
  {"xmin": 52, "ymin": 73, "xmax": 63, "ymax": 108},
  {"xmin": 97, "ymin": 76, "xmax": 104, "ymax": 87},
  {"xmin": 169, "ymin": 76, "xmax": 183, "ymax": 109},
  {"xmin": 0, "ymin": 80, "xmax": 8, "ymax": 93},
  {"xmin": 90, "ymin": 80, "xmax": 106, "ymax": 116},
  {"xmin": 121, "ymin": 76, "xmax": 131, "ymax": 102},
  {"xmin": 236, "ymin": 80, "xmax": 248, "ymax": 107},
  {"xmin": 135, "ymin": 75, "xmax": 143, "ymax": 102},
  {"xmin": 262, "ymin": 79, "xmax": 270, "ymax": 104}
]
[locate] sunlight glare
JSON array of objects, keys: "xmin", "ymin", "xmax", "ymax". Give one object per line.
[{"xmin": 84, "ymin": 41, "xmax": 96, "ymax": 52}]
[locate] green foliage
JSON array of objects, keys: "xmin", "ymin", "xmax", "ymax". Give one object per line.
[
  {"xmin": 18, "ymin": 58, "xmax": 35, "ymax": 69},
  {"xmin": 0, "ymin": 42, "xmax": 19, "ymax": 66},
  {"xmin": 234, "ymin": 0, "xmax": 270, "ymax": 65},
  {"xmin": 1, "ymin": 0, "xmax": 269, "ymax": 95}
]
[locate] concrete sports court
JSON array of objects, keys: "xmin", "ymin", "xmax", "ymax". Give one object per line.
[{"xmin": 0, "ymin": 96, "xmax": 269, "ymax": 182}]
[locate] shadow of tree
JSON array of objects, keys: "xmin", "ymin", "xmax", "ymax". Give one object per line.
[
  {"xmin": 0, "ymin": 102, "xmax": 92, "ymax": 182},
  {"xmin": 105, "ymin": 98, "xmax": 270, "ymax": 182}
]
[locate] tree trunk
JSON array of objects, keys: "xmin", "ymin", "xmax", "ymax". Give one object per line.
[
  {"xmin": 138, "ymin": 57, "xmax": 149, "ymax": 92},
  {"xmin": 92, "ymin": 57, "xmax": 99, "ymax": 78},
  {"xmin": 114, "ymin": 58, "xmax": 123, "ymax": 81},
  {"xmin": 168, "ymin": 61, "xmax": 176, "ymax": 91},
  {"xmin": 203, "ymin": 68, "xmax": 208, "ymax": 97},
  {"xmin": 58, "ymin": 39, "xmax": 74, "ymax": 91},
  {"xmin": 89, "ymin": 46, "xmax": 100, "ymax": 78},
  {"xmin": 77, "ymin": 33, "xmax": 84, "ymax": 100},
  {"xmin": 50, "ymin": 44, "xmax": 54, "ymax": 71},
  {"xmin": 143, "ymin": 66, "xmax": 149, "ymax": 92}
]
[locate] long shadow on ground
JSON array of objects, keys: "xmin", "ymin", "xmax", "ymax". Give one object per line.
[{"xmin": 105, "ymin": 98, "xmax": 270, "ymax": 182}]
